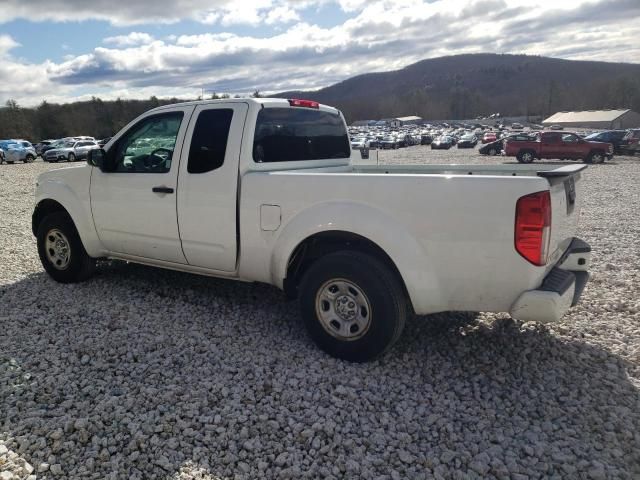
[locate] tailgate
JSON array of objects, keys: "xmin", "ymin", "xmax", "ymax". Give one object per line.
[{"xmin": 538, "ymin": 165, "xmax": 586, "ymax": 267}]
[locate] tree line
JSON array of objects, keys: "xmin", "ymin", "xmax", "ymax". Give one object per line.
[
  {"xmin": 1, "ymin": 71, "xmax": 639, "ymax": 141},
  {"xmin": 0, "ymin": 91, "xmax": 263, "ymax": 141}
]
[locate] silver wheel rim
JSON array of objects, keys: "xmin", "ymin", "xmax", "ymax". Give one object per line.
[
  {"xmin": 522, "ymin": 152, "xmax": 533, "ymax": 163},
  {"xmin": 45, "ymin": 229, "xmax": 71, "ymax": 270},
  {"xmin": 489, "ymin": 148, "xmax": 496, "ymax": 155},
  {"xmin": 592, "ymin": 153, "xmax": 603, "ymax": 163},
  {"xmin": 68, "ymin": 154, "xmax": 74, "ymax": 162},
  {"xmin": 315, "ymin": 278, "xmax": 372, "ymax": 341}
]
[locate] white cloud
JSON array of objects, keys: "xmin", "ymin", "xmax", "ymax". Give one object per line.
[
  {"xmin": 0, "ymin": 0, "xmax": 638, "ymax": 106},
  {"xmin": 0, "ymin": 0, "xmax": 317, "ymax": 26},
  {"xmin": 265, "ymin": 5, "xmax": 301, "ymax": 24},
  {"xmin": 103, "ymin": 32, "xmax": 155, "ymax": 47},
  {"xmin": 0, "ymin": 34, "xmax": 20, "ymax": 56}
]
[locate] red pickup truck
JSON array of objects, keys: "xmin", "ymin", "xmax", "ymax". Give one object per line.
[{"xmin": 503, "ymin": 131, "xmax": 614, "ymax": 164}]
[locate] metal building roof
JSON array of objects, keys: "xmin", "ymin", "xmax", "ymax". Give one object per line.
[
  {"xmin": 395, "ymin": 116, "xmax": 423, "ymax": 122},
  {"xmin": 543, "ymin": 109, "xmax": 630, "ymax": 124}
]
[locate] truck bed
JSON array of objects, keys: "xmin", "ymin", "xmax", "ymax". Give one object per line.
[{"xmin": 239, "ymin": 163, "xmax": 585, "ymax": 315}]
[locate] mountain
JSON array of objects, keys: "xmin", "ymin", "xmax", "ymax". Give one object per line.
[{"xmin": 276, "ymin": 54, "xmax": 640, "ymax": 123}]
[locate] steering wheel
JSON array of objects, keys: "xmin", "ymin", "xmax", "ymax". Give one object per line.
[{"xmin": 144, "ymin": 148, "xmax": 173, "ymax": 170}]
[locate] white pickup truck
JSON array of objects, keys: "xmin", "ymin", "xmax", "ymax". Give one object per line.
[{"xmin": 33, "ymin": 98, "xmax": 591, "ymax": 361}]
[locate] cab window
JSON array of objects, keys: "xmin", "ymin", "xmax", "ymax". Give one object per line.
[
  {"xmin": 187, "ymin": 109, "xmax": 233, "ymax": 174},
  {"xmin": 110, "ymin": 112, "xmax": 183, "ymax": 173}
]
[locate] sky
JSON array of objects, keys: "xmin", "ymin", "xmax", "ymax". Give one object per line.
[{"xmin": 0, "ymin": 0, "xmax": 638, "ymax": 106}]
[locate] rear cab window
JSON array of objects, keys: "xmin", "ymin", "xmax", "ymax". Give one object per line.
[{"xmin": 253, "ymin": 107, "xmax": 350, "ymax": 163}]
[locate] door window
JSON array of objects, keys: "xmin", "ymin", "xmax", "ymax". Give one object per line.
[
  {"xmin": 187, "ymin": 109, "xmax": 233, "ymax": 174},
  {"xmin": 110, "ymin": 112, "xmax": 184, "ymax": 173},
  {"xmin": 561, "ymin": 134, "xmax": 579, "ymax": 143}
]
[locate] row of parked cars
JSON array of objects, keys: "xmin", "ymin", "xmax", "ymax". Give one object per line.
[
  {"xmin": 349, "ymin": 123, "xmax": 640, "ymax": 163},
  {"xmin": 0, "ymin": 136, "xmax": 112, "ymax": 164},
  {"xmin": 348, "ymin": 123, "xmax": 529, "ymax": 153},
  {"xmin": 349, "ymin": 123, "xmax": 524, "ymax": 149}
]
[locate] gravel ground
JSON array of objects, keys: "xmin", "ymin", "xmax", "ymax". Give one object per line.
[{"xmin": 1, "ymin": 149, "xmax": 639, "ymax": 479}]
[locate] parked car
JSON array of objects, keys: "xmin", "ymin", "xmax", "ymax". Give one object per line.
[
  {"xmin": 479, "ymin": 133, "xmax": 535, "ymax": 156},
  {"xmin": 583, "ymin": 130, "xmax": 627, "ymax": 155},
  {"xmin": 33, "ymin": 97, "xmax": 591, "ymax": 362},
  {"xmin": 620, "ymin": 129, "xmax": 640, "ymax": 156},
  {"xmin": 379, "ymin": 136, "xmax": 399, "ymax": 149},
  {"xmin": 0, "ymin": 140, "xmax": 36, "ymax": 163},
  {"xmin": 40, "ymin": 139, "xmax": 67, "ymax": 158},
  {"xmin": 431, "ymin": 135, "xmax": 453, "ymax": 150},
  {"xmin": 97, "ymin": 137, "xmax": 112, "ymax": 147},
  {"xmin": 35, "ymin": 140, "xmax": 55, "ymax": 156},
  {"xmin": 503, "ymin": 131, "xmax": 614, "ymax": 163},
  {"xmin": 482, "ymin": 132, "xmax": 497, "ymax": 144},
  {"xmin": 511, "ymin": 123, "xmax": 524, "ymax": 130},
  {"xmin": 0, "ymin": 148, "xmax": 4, "ymax": 163},
  {"xmin": 420, "ymin": 134, "xmax": 433, "ymax": 145},
  {"xmin": 44, "ymin": 140, "xmax": 98, "ymax": 162},
  {"xmin": 457, "ymin": 134, "xmax": 478, "ymax": 148},
  {"xmin": 350, "ymin": 137, "xmax": 370, "ymax": 150},
  {"xmin": 549, "ymin": 124, "xmax": 564, "ymax": 130}
]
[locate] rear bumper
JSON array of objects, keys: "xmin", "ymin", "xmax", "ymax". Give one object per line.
[{"xmin": 509, "ymin": 238, "xmax": 591, "ymax": 323}]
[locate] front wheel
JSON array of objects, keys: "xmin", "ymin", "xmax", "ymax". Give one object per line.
[
  {"xmin": 488, "ymin": 148, "xmax": 497, "ymax": 156},
  {"xmin": 67, "ymin": 153, "xmax": 75, "ymax": 162},
  {"xmin": 299, "ymin": 251, "xmax": 407, "ymax": 362},
  {"xmin": 24, "ymin": 154, "xmax": 35, "ymax": 163},
  {"xmin": 37, "ymin": 212, "xmax": 95, "ymax": 283}
]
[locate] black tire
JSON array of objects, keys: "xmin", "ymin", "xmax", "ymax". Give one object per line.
[
  {"xmin": 67, "ymin": 153, "xmax": 75, "ymax": 162},
  {"xmin": 37, "ymin": 212, "xmax": 96, "ymax": 283},
  {"xmin": 299, "ymin": 251, "xmax": 407, "ymax": 362},
  {"xmin": 516, "ymin": 150, "xmax": 535, "ymax": 163},
  {"xmin": 585, "ymin": 150, "xmax": 605, "ymax": 164},
  {"xmin": 25, "ymin": 154, "xmax": 35, "ymax": 163}
]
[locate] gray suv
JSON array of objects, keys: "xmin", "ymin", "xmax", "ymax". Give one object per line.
[{"xmin": 44, "ymin": 140, "xmax": 98, "ymax": 162}]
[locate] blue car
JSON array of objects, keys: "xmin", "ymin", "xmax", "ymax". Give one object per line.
[{"xmin": 0, "ymin": 140, "xmax": 36, "ymax": 164}]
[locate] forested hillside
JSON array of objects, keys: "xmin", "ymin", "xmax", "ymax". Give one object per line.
[{"xmin": 278, "ymin": 54, "xmax": 640, "ymax": 122}]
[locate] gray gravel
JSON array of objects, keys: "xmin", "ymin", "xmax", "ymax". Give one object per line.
[{"xmin": 1, "ymin": 150, "xmax": 639, "ymax": 479}]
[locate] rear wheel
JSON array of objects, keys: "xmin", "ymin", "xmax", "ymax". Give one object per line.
[
  {"xmin": 67, "ymin": 153, "xmax": 75, "ymax": 162},
  {"xmin": 585, "ymin": 151, "xmax": 605, "ymax": 164},
  {"xmin": 37, "ymin": 212, "xmax": 95, "ymax": 283},
  {"xmin": 299, "ymin": 251, "xmax": 407, "ymax": 362},
  {"xmin": 517, "ymin": 150, "xmax": 534, "ymax": 163}
]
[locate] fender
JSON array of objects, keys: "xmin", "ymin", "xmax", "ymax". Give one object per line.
[
  {"xmin": 35, "ymin": 168, "xmax": 106, "ymax": 258},
  {"xmin": 269, "ymin": 201, "xmax": 444, "ymax": 315}
]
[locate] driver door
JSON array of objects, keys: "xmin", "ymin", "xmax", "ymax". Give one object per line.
[{"xmin": 90, "ymin": 106, "xmax": 194, "ymax": 264}]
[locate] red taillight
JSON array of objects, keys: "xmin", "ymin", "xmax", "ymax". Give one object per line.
[
  {"xmin": 288, "ymin": 98, "xmax": 319, "ymax": 109},
  {"xmin": 515, "ymin": 191, "xmax": 551, "ymax": 266}
]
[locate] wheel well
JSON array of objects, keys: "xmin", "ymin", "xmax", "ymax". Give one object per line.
[
  {"xmin": 32, "ymin": 199, "xmax": 69, "ymax": 236},
  {"xmin": 283, "ymin": 231, "xmax": 411, "ymax": 308}
]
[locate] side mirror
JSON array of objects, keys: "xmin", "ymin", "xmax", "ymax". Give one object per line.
[{"xmin": 87, "ymin": 148, "xmax": 106, "ymax": 170}]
